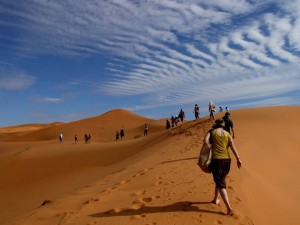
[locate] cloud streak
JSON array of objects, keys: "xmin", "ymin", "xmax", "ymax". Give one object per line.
[
  {"xmin": 1, "ymin": 0, "xmax": 300, "ymax": 115},
  {"xmin": 0, "ymin": 73, "xmax": 36, "ymax": 90}
]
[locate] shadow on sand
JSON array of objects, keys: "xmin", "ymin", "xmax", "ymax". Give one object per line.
[
  {"xmin": 89, "ymin": 201, "xmax": 224, "ymax": 218},
  {"xmin": 160, "ymin": 157, "xmax": 198, "ymax": 164}
]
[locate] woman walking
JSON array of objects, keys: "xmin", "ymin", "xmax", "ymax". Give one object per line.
[{"xmin": 204, "ymin": 119, "xmax": 242, "ymax": 215}]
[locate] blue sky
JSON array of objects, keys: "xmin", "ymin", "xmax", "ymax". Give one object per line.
[{"xmin": 1, "ymin": 0, "xmax": 300, "ymax": 127}]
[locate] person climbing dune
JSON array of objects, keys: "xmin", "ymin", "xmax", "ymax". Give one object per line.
[{"xmin": 204, "ymin": 118, "xmax": 242, "ymax": 215}]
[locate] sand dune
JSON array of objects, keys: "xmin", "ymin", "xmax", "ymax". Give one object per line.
[
  {"xmin": 0, "ymin": 106, "xmax": 299, "ymax": 225},
  {"xmin": 1, "ymin": 109, "xmax": 157, "ymax": 142}
]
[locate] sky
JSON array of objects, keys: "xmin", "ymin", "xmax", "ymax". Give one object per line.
[{"xmin": 1, "ymin": 0, "xmax": 300, "ymax": 127}]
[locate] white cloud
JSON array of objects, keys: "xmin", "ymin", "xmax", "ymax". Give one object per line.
[
  {"xmin": 43, "ymin": 98, "xmax": 64, "ymax": 103},
  {"xmin": 288, "ymin": 18, "xmax": 300, "ymax": 50},
  {"xmin": 185, "ymin": 44, "xmax": 216, "ymax": 63},
  {"xmin": 31, "ymin": 96, "xmax": 64, "ymax": 103},
  {"xmin": 0, "ymin": 73, "xmax": 36, "ymax": 90}
]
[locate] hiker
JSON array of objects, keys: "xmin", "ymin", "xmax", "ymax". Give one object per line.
[
  {"xmin": 120, "ymin": 129, "xmax": 124, "ymax": 140},
  {"xmin": 171, "ymin": 116, "xmax": 175, "ymax": 127},
  {"xmin": 193, "ymin": 104, "xmax": 200, "ymax": 120},
  {"xmin": 204, "ymin": 119, "xmax": 242, "ymax": 215},
  {"xmin": 225, "ymin": 107, "xmax": 229, "ymax": 112},
  {"xmin": 59, "ymin": 133, "xmax": 63, "ymax": 143},
  {"xmin": 88, "ymin": 134, "xmax": 91, "ymax": 143},
  {"xmin": 166, "ymin": 119, "xmax": 171, "ymax": 130},
  {"xmin": 74, "ymin": 134, "xmax": 78, "ymax": 144},
  {"xmin": 179, "ymin": 109, "xmax": 185, "ymax": 123},
  {"xmin": 219, "ymin": 106, "xmax": 223, "ymax": 112},
  {"xmin": 84, "ymin": 133, "xmax": 88, "ymax": 144},
  {"xmin": 175, "ymin": 116, "xmax": 179, "ymax": 126},
  {"xmin": 222, "ymin": 112, "xmax": 235, "ymax": 139},
  {"xmin": 208, "ymin": 101, "xmax": 216, "ymax": 120},
  {"xmin": 144, "ymin": 124, "xmax": 149, "ymax": 136},
  {"xmin": 116, "ymin": 131, "xmax": 120, "ymax": 141}
]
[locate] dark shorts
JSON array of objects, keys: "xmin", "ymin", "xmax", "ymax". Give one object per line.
[{"xmin": 211, "ymin": 158, "xmax": 231, "ymax": 189}]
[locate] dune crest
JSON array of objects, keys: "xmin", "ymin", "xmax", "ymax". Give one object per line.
[{"xmin": 1, "ymin": 109, "xmax": 155, "ymax": 142}]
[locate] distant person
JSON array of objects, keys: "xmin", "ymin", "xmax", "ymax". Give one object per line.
[
  {"xmin": 219, "ymin": 106, "xmax": 223, "ymax": 112},
  {"xmin": 59, "ymin": 133, "xmax": 63, "ymax": 143},
  {"xmin": 171, "ymin": 116, "xmax": 175, "ymax": 127},
  {"xmin": 88, "ymin": 134, "xmax": 91, "ymax": 143},
  {"xmin": 166, "ymin": 119, "xmax": 171, "ymax": 130},
  {"xmin": 144, "ymin": 123, "xmax": 149, "ymax": 136},
  {"xmin": 85, "ymin": 133, "xmax": 88, "ymax": 144},
  {"xmin": 120, "ymin": 129, "xmax": 124, "ymax": 140},
  {"xmin": 208, "ymin": 101, "xmax": 216, "ymax": 120},
  {"xmin": 204, "ymin": 119, "xmax": 242, "ymax": 215},
  {"xmin": 193, "ymin": 104, "xmax": 200, "ymax": 120},
  {"xmin": 179, "ymin": 109, "xmax": 185, "ymax": 123},
  {"xmin": 225, "ymin": 107, "xmax": 229, "ymax": 112},
  {"xmin": 175, "ymin": 116, "xmax": 179, "ymax": 126},
  {"xmin": 74, "ymin": 134, "xmax": 78, "ymax": 144},
  {"xmin": 116, "ymin": 131, "xmax": 120, "ymax": 141},
  {"xmin": 222, "ymin": 112, "xmax": 235, "ymax": 139}
]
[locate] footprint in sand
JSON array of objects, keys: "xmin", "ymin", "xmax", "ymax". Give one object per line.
[
  {"xmin": 133, "ymin": 196, "xmax": 160, "ymax": 205},
  {"xmin": 131, "ymin": 202, "xmax": 145, "ymax": 210},
  {"xmin": 83, "ymin": 198, "xmax": 100, "ymax": 205},
  {"xmin": 102, "ymin": 187, "xmax": 117, "ymax": 193},
  {"xmin": 105, "ymin": 208, "xmax": 123, "ymax": 214},
  {"xmin": 228, "ymin": 185, "xmax": 233, "ymax": 190},
  {"xmin": 132, "ymin": 168, "xmax": 154, "ymax": 178},
  {"xmin": 104, "ymin": 201, "xmax": 146, "ymax": 214},
  {"xmin": 119, "ymin": 179, "xmax": 131, "ymax": 185},
  {"xmin": 130, "ymin": 215, "xmax": 146, "ymax": 220},
  {"xmin": 132, "ymin": 171, "xmax": 146, "ymax": 178},
  {"xmin": 153, "ymin": 176, "xmax": 163, "ymax": 186},
  {"xmin": 235, "ymin": 197, "xmax": 241, "ymax": 202},
  {"xmin": 153, "ymin": 180, "xmax": 163, "ymax": 186},
  {"xmin": 132, "ymin": 190, "xmax": 147, "ymax": 197}
]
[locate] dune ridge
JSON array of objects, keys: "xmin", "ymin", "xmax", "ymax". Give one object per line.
[
  {"xmin": 0, "ymin": 109, "xmax": 155, "ymax": 142},
  {"xmin": 0, "ymin": 106, "xmax": 299, "ymax": 225}
]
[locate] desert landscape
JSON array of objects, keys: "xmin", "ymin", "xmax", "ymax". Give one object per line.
[{"xmin": 0, "ymin": 106, "xmax": 299, "ymax": 225}]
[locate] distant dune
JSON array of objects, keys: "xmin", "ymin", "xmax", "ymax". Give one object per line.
[
  {"xmin": 0, "ymin": 106, "xmax": 299, "ymax": 225},
  {"xmin": 0, "ymin": 109, "xmax": 159, "ymax": 142}
]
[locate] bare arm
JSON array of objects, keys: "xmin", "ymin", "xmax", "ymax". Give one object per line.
[
  {"xmin": 204, "ymin": 131, "xmax": 210, "ymax": 146},
  {"xmin": 231, "ymin": 127, "xmax": 235, "ymax": 139},
  {"xmin": 228, "ymin": 135, "xmax": 242, "ymax": 168}
]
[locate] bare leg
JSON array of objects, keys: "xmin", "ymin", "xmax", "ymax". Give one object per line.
[
  {"xmin": 211, "ymin": 186, "xmax": 220, "ymax": 205},
  {"xmin": 219, "ymin": 188, "xmax": 233, "ymax": 215}
]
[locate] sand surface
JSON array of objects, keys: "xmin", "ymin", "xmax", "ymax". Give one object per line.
[{"xmin": 0, "ymin": 106, "xmax": 299, "ymax": 225}]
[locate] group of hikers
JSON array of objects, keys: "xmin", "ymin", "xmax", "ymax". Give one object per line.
[
  {"xmin": 166, "ymin": 102, "xmax": 230, "ymax": 130},
  {"xmin": 116, "ymin": 129, "xmax": 125, "ymax": 141},
  {"xmin": 164, "ymin": 102, "xmax": 239, "ymax": 215},
  {"xmin": 84, "ymin": 133, "xmax": 92, "ymax": 144},
  {"xmin": 208, "ymin": 101, "xmax": 230, "ymax": 120},
  {"xmin": 59, "ymin": 133, "xmax": 91, "ymax": 144},
  {"xmin": 57, "ymin": 101, "xmax": 240, "ymax": 215},
  {"xmin": 166, "ymin": 109, "xmax": 185, "ymax": 129}
]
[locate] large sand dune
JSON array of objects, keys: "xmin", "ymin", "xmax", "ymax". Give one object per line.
[
  {"xmin": 0, "ymin": 109, "xmax": 156, "ymax": 142},
  {"xmin": 0, "ymin": 106, "xmax": 299, "ymax": 225}
]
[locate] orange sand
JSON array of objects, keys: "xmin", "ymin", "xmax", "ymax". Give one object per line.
[{"xmin": 0, "ymin": 106, "xmax": 299, "ymax": 225}]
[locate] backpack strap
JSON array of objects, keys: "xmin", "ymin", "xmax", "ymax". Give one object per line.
[{"xmin": 209, "ymin": 129, "xmax": 213, "ymax": 144}]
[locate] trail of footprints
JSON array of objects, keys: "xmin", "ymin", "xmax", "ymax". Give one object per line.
[
  {"xmin": 56, "ymin": 122, "xmax": 248, "ymax": 225},
  {"xmin": 82, "ymin": 167, "xmax": 157, "ymax": 209},
  {"xmin": 75, "ymin": 167, "xmax": 188, "ymax": 224}
]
